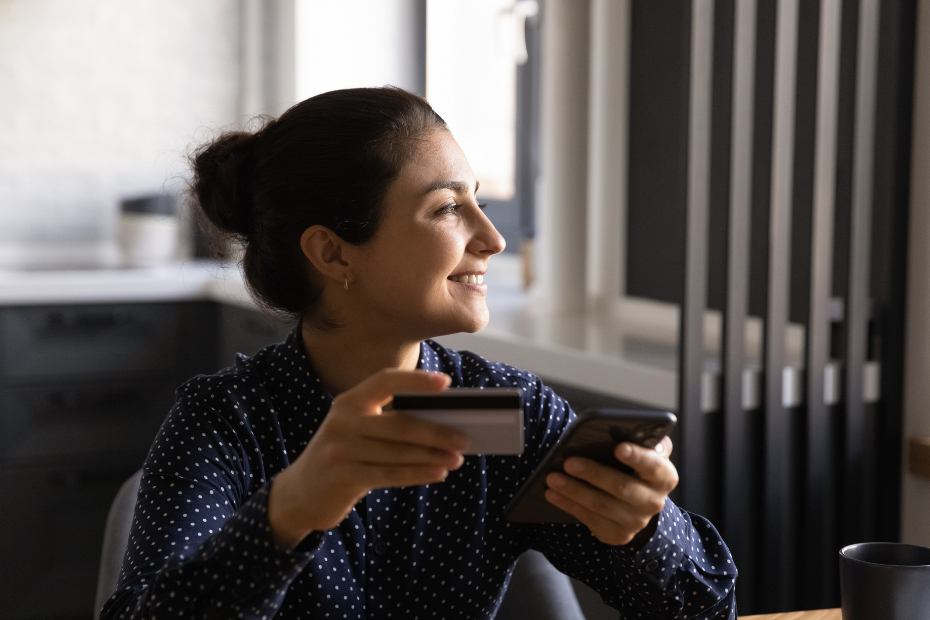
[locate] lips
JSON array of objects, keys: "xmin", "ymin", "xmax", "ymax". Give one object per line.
[{"xmin": 448, "ymin": 274, "xmax": 485, "ymax": 285}]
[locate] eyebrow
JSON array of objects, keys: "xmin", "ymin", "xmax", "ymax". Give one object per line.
[{"xmin": 424, "ymin": 179, "xmax": 480, "ymax": 196}]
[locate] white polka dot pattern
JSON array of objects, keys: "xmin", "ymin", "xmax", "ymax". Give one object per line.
[{"xmin": 100, "ymin": 330, "xmax": 738, "ymax": 619}]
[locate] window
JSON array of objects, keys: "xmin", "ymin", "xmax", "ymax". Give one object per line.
[
  {"xmin": 426, "ymin": 0, "xmax": 539, "ymax": 255},
  {"xmin": 294, "ymin": 0, "xmax": 424, "ymax": 100}
]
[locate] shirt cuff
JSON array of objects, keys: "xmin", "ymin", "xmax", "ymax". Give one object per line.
[{"xmin": 615, "ymin": 498, "xmax": 688, "ymax": 590}]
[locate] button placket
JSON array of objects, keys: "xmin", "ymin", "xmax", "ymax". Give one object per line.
[
  {"xmin": 365, "ymin": 488, "xmax": 391, "ymax": 609},
  {"xmin": 366, "ymin": 489, "xmax": 389, "ymax": 553}
]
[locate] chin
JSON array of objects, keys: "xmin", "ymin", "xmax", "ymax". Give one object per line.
[
  {"xmin": 425, "ymin": 309, "xmax": 489, "ymax": 338},
  {"xmin": 458, "ymin": 310, "xmax": 490, "ymax": 333},
  {"xmin": 458, "ymin": 318, "xmax": 488, "ymax": 334}
]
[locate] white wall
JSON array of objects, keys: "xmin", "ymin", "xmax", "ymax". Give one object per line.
[
  {"xmin": 901, "ymin": 0, "xmax": 930, "ymax": 548},
  {"xmin": 0, "ymin": 0, "xmax": 240, "ymax": 266}
]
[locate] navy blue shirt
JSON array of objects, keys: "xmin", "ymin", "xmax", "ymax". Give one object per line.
[{"xmin": 102, "ymin": 330, "xmax": 737, "ymax": 619}]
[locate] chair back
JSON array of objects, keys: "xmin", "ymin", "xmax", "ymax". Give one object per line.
[
  {"xmin": 495, "ymin": 550, "xmax": 586, "ymax": 620},
  {"xmin": 93, "ymin": 469, "xmax": 142, "ymax": 620}
]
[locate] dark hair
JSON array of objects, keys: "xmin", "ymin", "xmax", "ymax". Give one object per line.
[{"xmin": 189, "ymin": 86, "xmax": 447, "ymax": 325}]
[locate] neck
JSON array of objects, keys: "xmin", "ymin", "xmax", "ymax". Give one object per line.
[{"xmin": 300, "ymin": 318, "xmax": 422, "ymax": 397}]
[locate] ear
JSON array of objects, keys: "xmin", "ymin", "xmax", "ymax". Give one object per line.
[{"xmin": 299, "ymin": 225, "xmax": 352, "ymax": 285}]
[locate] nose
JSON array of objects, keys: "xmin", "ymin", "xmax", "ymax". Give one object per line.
[{"xmin": 467, "ymin": 206, "xmax": 506, "ymax": 256}]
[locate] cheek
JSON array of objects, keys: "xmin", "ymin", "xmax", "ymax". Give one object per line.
[
  {"xmin": 406, "ymin": 228, "xmax": 464, "ymax": 282},
  {"xmin": 365, "ymin": 228, "xmax": 462, "ymax": 298}
]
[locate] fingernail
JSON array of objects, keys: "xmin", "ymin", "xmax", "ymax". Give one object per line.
[
  {"xmin": 548, "ymin": 473, "xmax": 566, "ymax": 488},
  {"xmin": 564, "ymin": 458, "xmax": 584, "ymax": 475},
  {"xmin": 618, "ymin": 443, "xmax": 633, "ymax": 459},
  {"xmin": 655, "ymin": 442, "xmax": 665, "ymax": 454}
]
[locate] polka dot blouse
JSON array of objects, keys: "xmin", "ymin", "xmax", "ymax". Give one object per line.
[{"xmin": 101, "ymin": 330, "xmax": 738, "ymax": 619}]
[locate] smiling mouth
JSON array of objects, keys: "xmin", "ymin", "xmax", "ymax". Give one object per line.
[{"xmin": 448, "ymin": 274, "xmax": 485, "ymax": 285}]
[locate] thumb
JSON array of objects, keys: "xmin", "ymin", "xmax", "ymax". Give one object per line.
[{"xmin": 337, "ymin": 369, "xmax": 451, "ymax": 414}]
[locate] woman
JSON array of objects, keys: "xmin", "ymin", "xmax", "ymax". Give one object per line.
[{"xmin": 102, "ymin": 87, "xmax": 737, "ymax": 619}]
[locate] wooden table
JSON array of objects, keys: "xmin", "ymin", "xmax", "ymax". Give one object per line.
[{"xmin": 741, "ymin": 610, "xmax": 840, "ymax": 619}]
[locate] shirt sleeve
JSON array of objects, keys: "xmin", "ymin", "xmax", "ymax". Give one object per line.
[
  {"xmin": 516, "ymin": 377, "xmax": 739, "ymax": 619},
  {"xmin": 99, "ymin": 398, "xmax": 325, "ymax": 620}
]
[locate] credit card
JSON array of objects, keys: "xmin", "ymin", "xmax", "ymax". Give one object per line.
[{"xmin": 391, "ymin": 388, "xmax": 524, "ymax": 455}]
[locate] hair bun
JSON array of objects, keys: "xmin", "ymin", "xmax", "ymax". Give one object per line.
[
  {"xmin": 185, "ymin": 89, "xmax": 446, "ymax": 323},
  {"xmin": 190, "ymin": 129, "xmax": 261, "ymax": 237}
]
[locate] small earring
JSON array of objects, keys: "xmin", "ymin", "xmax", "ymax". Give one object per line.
[{"xmin": 344, "ymin": 275, "xmax": 349, "ymax": 292}]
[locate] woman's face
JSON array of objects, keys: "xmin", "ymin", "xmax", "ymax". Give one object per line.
[{"xmin": 348, "ymin": 129, "xmax": 506, "ymax": 339}]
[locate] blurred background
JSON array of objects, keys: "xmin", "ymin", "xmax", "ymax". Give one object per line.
[
  {"xmin": 0, "ymin": 0, "xmax": 534, "ymax": 270},
  {"xmin": 2, "ymin": 0, "xmax": 930, "ymax": 618}
]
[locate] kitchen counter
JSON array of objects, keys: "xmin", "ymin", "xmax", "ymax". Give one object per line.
[{"xmin": 0, "ymin": 261, "xmax": 253, "ymax": 309}]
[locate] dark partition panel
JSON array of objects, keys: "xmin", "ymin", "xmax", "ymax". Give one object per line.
[{"xmin": 625, "ymin": 0, "xmax": 914, "ymax": 614}]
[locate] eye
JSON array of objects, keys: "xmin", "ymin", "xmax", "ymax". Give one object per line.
[
  {"xmin": 436, "ymin": 203, "xmax": 461, "ymax": 216},
  {"xmin": 435, "ymin": 201, "xmax": 487, "ymax": 216}
]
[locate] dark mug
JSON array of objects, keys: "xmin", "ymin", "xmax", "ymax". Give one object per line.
[{"xmin": 839, "ymin": 542, "xmax": 930, "ymax": 619}]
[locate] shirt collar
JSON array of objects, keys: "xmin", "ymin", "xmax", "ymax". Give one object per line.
[{"xmin": 254, "ymin": 329, "xmax": 328, "ymax": 416}]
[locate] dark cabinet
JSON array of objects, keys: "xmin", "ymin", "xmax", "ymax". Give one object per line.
[
  {"xmin": 0, "ymin": 461, "xmax": 140, "ymax": 619},
  {"xmin": 0, "ymin": 304, "xmax": 181, "ymax": 380},
  {"xmin": 0, "ymin": 381, "xmax": 176, "ymax": 462},
  {"xmin": 0, "ymin": 301, "xmax": 221, "ymax": 620}
]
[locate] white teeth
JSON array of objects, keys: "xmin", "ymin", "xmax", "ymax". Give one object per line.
[{"xmin": 451, "ymin": 274, "xmax": 484, "ymax": 284}]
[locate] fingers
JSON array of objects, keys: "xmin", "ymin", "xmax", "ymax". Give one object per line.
[
  {"xmin": 360, "ymin": 412, "xmax": 471, "ymax": 452},
  {"xmin": 544, "ymin": 487, "xmax": 645, "ymax": 547},
  {"xmin": 360, "ymin": 463, "xmax": 451, "ymax": 489},
  {"xmin": 337, "ymin": 368, "xmax": 451, "ymax": 413},
  {"xmin": 350, "ymin": 436, "xmax": 464, "ymax": 470},
  {"xmin": 557, "ymin": 459, "xmax": 666, "ymax": 515},
  {"xmin": 325, "ymin": 459, "xmax": 452, "ymax": 492},
  {"xmin": 614, "ymin": 442, "xmax": 679, "ymax": 494},
  {"xmin": 545, "ymin": 449, "xmax": 674, "ymax": 546}
]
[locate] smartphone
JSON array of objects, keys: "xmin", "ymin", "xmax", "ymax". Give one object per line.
[
  {"xmin": 504, "ymin": 408, "xmax": 677, "ymax": 523},
  {"xmin": 391, "ymin": 387, "xmax": 524, "ymax": 455}
]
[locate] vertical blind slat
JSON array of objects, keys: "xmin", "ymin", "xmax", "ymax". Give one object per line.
[
  {"xmin": 844, "ymin": 0, "xmax": 881, "ymax": 544},
  {"xmin": 722, "ymin": 0, "xmax": 757, "ymax": 581},
  {"xmin": 680, "ymin": 0, "xmax": 716, "ymax": 514},
  {"xmin": 804, "ymin": 0, "xmax": 843, "ymax": 607},
  {"xmin": 763, "ymin": 0, "xmax": 799, "ymax": 610}
]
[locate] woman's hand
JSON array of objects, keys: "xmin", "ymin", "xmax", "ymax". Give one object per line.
[
  {"xmin": 267, "ymin": 369, "xmax": 469, "ymax": 549},
  {"xmin": 544, "ymin": 437, "xmax": 678, "ymax": 547}
]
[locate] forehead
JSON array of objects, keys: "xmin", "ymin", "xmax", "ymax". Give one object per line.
[{"xmin": 398, "ymin": 130, "xmax": 475, "ymax": 194}]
